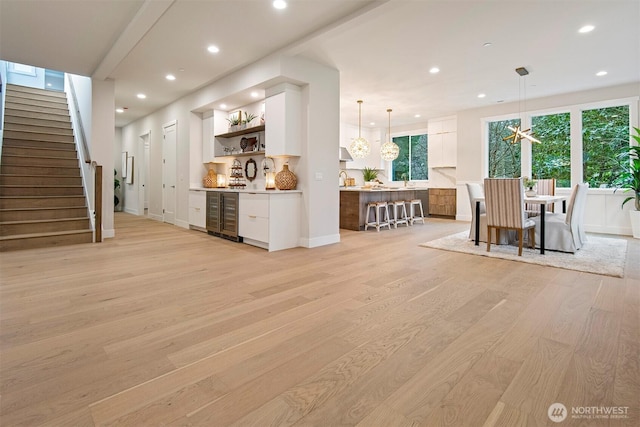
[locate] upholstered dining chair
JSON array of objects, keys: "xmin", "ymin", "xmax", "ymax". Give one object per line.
[
  {"xmin": 466, "ymin": 182, "xmax": 510, "ymax": 244},
  {"xmin": 526, "ymin": 178, "xmax": 556, "ymax": 216},
  {"xmin": 484, "ymin": 178, "xmax": 535, "ymax": 256},
  {"xmin": 532, "ymin": 182, "xmax": 588, "ymax": 253}
]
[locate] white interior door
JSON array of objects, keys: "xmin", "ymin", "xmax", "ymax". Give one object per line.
[
  {"xmin": 138, "ymin": 132, "xmax": 150, "ymax": 215},
  {"xmin": 162, "ymin": 122, "xmax": 176, "ymax": 224}
]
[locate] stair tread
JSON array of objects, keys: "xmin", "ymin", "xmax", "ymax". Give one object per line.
[
  {"xmin": 0, "ymin": 206, "xmax": 87, "ymax": 212},
  {"xmin": 0, "ymin": 217, "xmax": 90, "ymax": 225},
  {"xmin": 0, "ymin": 185, "xmax": 83, "ymax": 188},
  {"xmin": 2, "ymin": 153, "xmax": 78, "ymax": 160},
  {"xmin": 0, "ymin": 229, "xmax": 92, "ymax": 241},
  {"xmin": 0, "ymin": 195, "xmax": 85, "ymax": 199}
]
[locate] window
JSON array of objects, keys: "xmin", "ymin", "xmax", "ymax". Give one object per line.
[
  {"xmin": 488, "ymin": 118, "xmax": 521, "ymax": 178},
  {"xmin": 484, "ymin": 99, "xmax": 635, "ymax": 189},
  {"xmin": 582, "ymin": 105, "xmax": 629, "ymax": 188},
  {"xmin": 391, "ymin": 133, "xmax": 428, "ymax": 180},
  {"xmin": 532, "ymin": 112, "xmax": 571, "ymax": 187}
]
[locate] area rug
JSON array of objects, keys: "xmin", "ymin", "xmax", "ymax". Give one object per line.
[{"xmin": 420, "ymin": 231, "xmax": 627, "ymax": 277}]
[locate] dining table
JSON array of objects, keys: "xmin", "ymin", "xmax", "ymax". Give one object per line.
[{"xmin": 473, "ymin": 194, "xmax": 568, "ymax": 254}]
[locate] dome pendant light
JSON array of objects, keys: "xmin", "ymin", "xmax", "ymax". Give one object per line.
[
  {"xmin": 380, "ymin": 108, "xmax": 400, "ymax": 161},
  {"xmin": 349, "ymin": 100, "xmax": 371, "ymax": 158}
]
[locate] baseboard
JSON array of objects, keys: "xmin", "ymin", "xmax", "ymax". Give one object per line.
[
  {"xmin": 124, "ymin": 207, "xmax": 139, "ymax": 215},
  {"xmin": 175, "ymin": 219, "xmax": 189, "ymax": 229},
  {"xmin": 103, "ymin": 228, "xmax": 115, "ymax": 239},
  {"xmin": 300, "ymin": 233, "xmax": 341, "ymax": 248},
  {"xmin": 585, "ymin": 225, "xmax": 632, "ymax": 236},
  {"xmin": 148, "ymin": 213, "xmax": 163, "ymax": 221}
]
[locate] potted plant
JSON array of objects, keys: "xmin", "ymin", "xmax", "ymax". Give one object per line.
[
  {"xmin": 227, "ymin": 116, "xmax": 241, "ymax": 132},
  {"xmin": 615, "ymin": 127, "xmax": 640, "ymax": 238},
  {"xmin": 114, "ymin": 169, "xmax": 121, "ymax": 211},
  {"xmin": 523, "ymin": 176, "xmax": 537, "ymax": 197},
  {"xmin": 362, "ymin": 166, "xmax": 379, "ymax": 186},
  {"xmin": 243, "ymin": 112, "xmax": 257, "ymax": 129}
]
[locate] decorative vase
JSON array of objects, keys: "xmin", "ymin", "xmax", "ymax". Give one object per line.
[
  {"xmin": 275, "ymin": 164, "xmax": 297, "ymax": 190},
  {"xmin": 630, "ymin": 209, "xmax": 640, "ymax": 239},
  {"xmin": 525, "ymin": 188, "xmax": 537, "ymax": 197},
  {"xmin": 203, "ymin": 168, "xmax": 217, "ymax": 188}
]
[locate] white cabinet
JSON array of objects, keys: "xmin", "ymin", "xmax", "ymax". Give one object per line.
[
  {"xmin": 265, "ymin": 83, "xmax": 301, "ymax": 157},
  {"xmin": 239, "ymin": 192, "xmax": 300, "ymax": 251},
  {"xmin": 188, "ymin": 190, "xmax": 207, "ymax": 230},
  {"xmin": 428, "ymin": 117, "xmax": 457, "ymax": 168}
]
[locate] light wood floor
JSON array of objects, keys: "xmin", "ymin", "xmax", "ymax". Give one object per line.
[{"xmin": 1, "ymin": 213, "xmax": 638, "ymax": 426}]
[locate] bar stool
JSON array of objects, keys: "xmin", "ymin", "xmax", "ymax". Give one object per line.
[
  {"xmin": 392, "ymin": 200, "xmax": 409, "ymax": 228},
  {"xmin": 408, "ymin": 199, "xmax": 425, "ymax": 225},
  {"xmin": 364, "ymin": 201, "xmax": 391, "ymax": 231}
]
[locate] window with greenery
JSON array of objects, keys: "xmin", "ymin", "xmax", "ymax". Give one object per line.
[
  {"xmin": 391, "ymin": 134, "xmax": 428, "ymax": 180},
  {"xmin": 532, "ymin": 112, "xmax": 571, "ymax": 187},
  {"xmin": 488, "ymin": 118, "xmax": 521, "ymax": 178},
  {"xmin": 582, "ymin": 105, "xmax": 629, "ymax": 188}
]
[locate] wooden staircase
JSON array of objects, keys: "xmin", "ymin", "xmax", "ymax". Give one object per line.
[{"xmin": 1, "ymin": 84, "xmax": 93, "ymax": 251}]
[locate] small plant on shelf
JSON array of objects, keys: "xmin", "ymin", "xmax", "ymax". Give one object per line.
[
  {"xmin": 227, "ymin": 116, "xmax": 241, "ymax": 132},
  {"xmin": 522, "ymin": 176, "xmax": 537, "ymax": 190},
  {"xmin": 243, "ymin": 112, "xmax": 257, "ymax": 127}
]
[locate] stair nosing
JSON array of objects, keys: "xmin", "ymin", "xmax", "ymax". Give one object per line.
[
  {"xmin": 0, "ymin": 229, "xmax": 93, "ymax": 241},
  {"xmin": 2, "ymin": 154, "xmax": 78, "ymax": 162},
  {"xmin": 0, "ymin": 217, "xmax": 90, "ymax": 225},
  {"xmin": 0, "ymin": 207, "xmax": 88, "ymax": 212}
]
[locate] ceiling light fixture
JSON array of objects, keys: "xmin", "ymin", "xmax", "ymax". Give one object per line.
[
  {"xmin": 273, "ymin": 0, "xmax": 287, "ymax": 9},
  {"xmin": 414, "ymin": 114, "xmax": 421, "ymax": 118},
  {"xmin": 504, "ymin": 67, "xmax": 541, "ymax": 145},
  {"xmin": 483, "ymin": 42, "xmax": 492, "ymax": 47},
  {"xmin": 220, "ymin": 103, "xmax": 227, "ymax": 109},
  {"xmin": 429, "ymin": 67, "xmax": 440, "ymax": 74},
  {"xmin": 250, "ymin": 91, "xmax": 259, "ymax": 98},
  {"xmin": 207, "ymin": 45, "xmax": 220, "ymax": 53},
  {"xmin": 578, "ymin": 25, "xmax": 595, "ymax": 33},
  {"xmin": 596, "ymin": 70, "xmax": 608, "ymax": 76},
  {"xmin": 137, "ymin": 93, "xmax": 146, "ymax": 99},
  {"xmin": 478, "ymin": 93, "xmax": 486, "ymax": 98},
  {"xmin": 116, "ymin": 108, "xmax": 124, "ymax": 113},
  {"xmin": 166, "ymin": 74, "xmax": 176, "ymax": 81},
  {"xmin": 349, "ymin": 100, "xmax": 370, "ymax": 159},
  {"xmin": 380, "ymin": 109, "xmax": 400, "ymax": 161}
]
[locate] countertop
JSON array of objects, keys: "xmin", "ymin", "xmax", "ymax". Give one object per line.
[
  {"xmin": 339, "ymin": 187, "xmax": 429, "ymax": 192},
  {"xmin": 190, "ymin": 187, "xmax": 302, "ymax": 194}
]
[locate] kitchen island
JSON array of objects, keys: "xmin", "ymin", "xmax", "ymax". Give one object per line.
[{"xmin": 339, "ymin": 188, "xmax": 429, "ymax": 231}]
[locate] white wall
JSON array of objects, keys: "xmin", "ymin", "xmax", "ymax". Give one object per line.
[
  {"xmin": 456, "ymin": 82, "xmax": 640, "ymax": 235},
  {"xmin": 91, "ymin": 79, "xmax": 115, "ymax": 238},
  {"xmin": 5, "ymin": 63, "xmax": 45, "ymax": 88}
]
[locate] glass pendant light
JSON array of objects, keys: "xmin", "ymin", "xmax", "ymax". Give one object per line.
[
  {"xmin": 349, "ymin": 100, "xmax": 370, "ymax": 158},
  {"xmin": 380, "ymin": 108, "xmax": 400, "ymax": 161}
]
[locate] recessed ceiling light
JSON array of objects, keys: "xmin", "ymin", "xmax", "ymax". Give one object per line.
[
  {"xmin": 414, "ymin": 114, "xmax": 421, "ymax": 118},
  {"xmin": 166, "ymin": 74, "xmax": 176, "ymax": 81},
  {"xmin": 497, "ymin": 100, "xmax": 504, "ymax": 103},
  {"xmin": 273, "ymin": 0, "xmax": 287, "ymax": 9},
  {"xmin": 219, "ymin": 103, "xmax": 227, "ymax": 109},
  {"xmin": 250, "ymin": 91, "xmax": 259, "ymax": 98},
  {"xmin": 369, "ymin": 122, "xmax": 375, "ymax": 126},
  {"xmin": 47, "ymin": 83, "xmax": 52, "ymax": 87},
  {"xmin": 116, "ymin": 108, "xmax": 124, "ymax": 113},
  {"xmin": 137, "ymin": 93, "xmax": 146, "ymax": 99},
  {"xmin": 579, "ymin": 25, "xmax": 595, "ymax": 33},
  {"xmin": 483, "ymin": 42, "xmax": 492, "ymax": 47},
  {"xmin": 596, "ymin": 70, "xmax": 608, "ymax": 76},
  {"xmin": 207, "ymin": 45, "xmax": 220, "ymax": 53},
  {"xmin": 429, "ymin": 67, "xmax": 440, "ymax": 74},
  {"xmin": 478, "ymin": 93, "xmax": 486, "ymax": 98}
]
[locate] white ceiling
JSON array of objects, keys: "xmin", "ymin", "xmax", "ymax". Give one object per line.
[{"xmin": 1, "ymin": 0, "xmax": 638, "ymax": 129}]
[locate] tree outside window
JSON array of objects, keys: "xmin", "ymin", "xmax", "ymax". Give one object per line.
[
  {"xmin": 488, "ymin": 118, "xmax": 521, "ymax": 178},
  {"xmin": 391, "ymin": 134, "xmax": 428, "ymax": 180},
  {"xmin": 582, "ymin": 105, "xmax": 629, "ymax": 188},
  {"xmin": 532, "ymin": 112, "xmax": 571, "ymax": 187}
]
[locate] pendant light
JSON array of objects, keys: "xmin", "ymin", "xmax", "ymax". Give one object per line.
[
  {"xmin": 503, "ymin": 67, "xmax": 541, "ymax": 145},
  {"xmin": 380, "ymin": 108, "xmax": 400, "ymax": 161},
  {"xmin": 349, "ymin": 100, "xmax": 370, "ymax": 158}
]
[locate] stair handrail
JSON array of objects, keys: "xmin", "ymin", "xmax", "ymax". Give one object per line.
[{"xmin": 66, "ymin": 76, "xmax": 91, "ymax": 164}]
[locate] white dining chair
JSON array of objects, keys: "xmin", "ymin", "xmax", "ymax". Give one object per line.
[
  {"xmin": 484, "ymin": 178, "xmax": 535, "ymax": 256},
  {"xmin": 532, "ymin": 183, "xmax": 588, "ymax": 253}
]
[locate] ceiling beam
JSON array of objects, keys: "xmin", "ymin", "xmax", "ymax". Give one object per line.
[{"xmin": 92, "ymin": 0, "xmax": 175, "ymax": 80}]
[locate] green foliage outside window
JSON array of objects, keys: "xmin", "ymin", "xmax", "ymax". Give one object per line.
[
  {"xmin": 532, "ymin": 113, "xmax": 571, "ymax": 187},
  {"xmin": 392, "ymin": 134, "xmax": 428, "ymax": 181},
  {"xmin": 488, "ymin": 118, "xmax": 521, "ymax": 178},
  {"xmin": 582, "ymin": 105, "xmax": 629, "ymax": 188}
]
